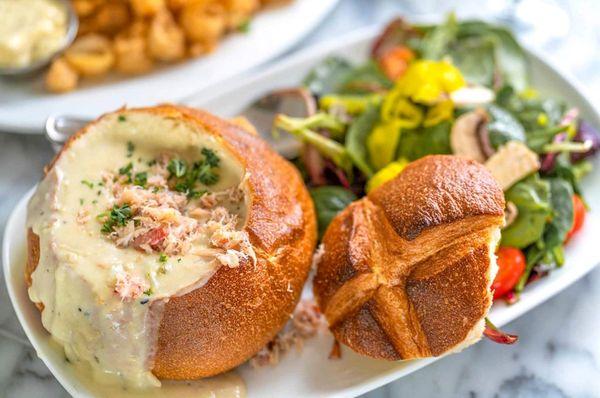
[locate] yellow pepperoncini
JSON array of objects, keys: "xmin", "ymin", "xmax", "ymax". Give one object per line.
[
  {"xmin": 366, "ymin": 159, "xmax": 409, "ymax": 193},
  {"xmin": 424, "ymin": 100, "xmax": 454, "ymax": 127},
  {"xmin": 366, "ymin": 120, "xmax": 403, "ymax": 171},
  {"xmin": 319, "ymin": 94, "xmax": 382, "ymax": 115},
  {"xmin": 380, "ymin": 94, "xmax": 423, "ymax": 128},
  {"xmin": 394, "ymin": 60, "xmax": 465, "ymax": 105}
]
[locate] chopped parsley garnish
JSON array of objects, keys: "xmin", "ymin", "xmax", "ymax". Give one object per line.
[
  {"xmin": 79, "ymin": 198, "xmax": 84, "ymax": 205},
  {"xmin": 167, "ymin": 159, "xmax": 187, "ymax": 178},
  {"xmin": 119, "ymin": 162, "xmax": 133, "ymax": 175},
  {"xmin": 147, "ymin": 159, "xmax": 157, "ymax": 167},
  {"xmin": 202, "ymin": 148, "xmax": 220, "ymax": 168},
  {"xmin": 166, "ymin": 148, "xmax": 220, "ymax": 198},
  {"xmin": 133, "ymin": 171, "xmax": 147, "ymax": 187},
  {"xmin": 100, "ymin": 204, "xmax": 133, "ymax": 233},
  {"xmin": 81, "ymin": 180, "xmax": 94, "ymax": 189},
  {"xmin": 158, "ymin": 253, "xmax": 168, "ymax": 263},
  {"xmin": 143, "ymin": 288, "xmax": 153, "ymax": 296},
  {"xmin": 118, "ymin": 115, "xmax": 127, "ymax": 122},
  {"xmin": 126, "ymin": 141, "xmax": 135, "ymax": 157}
]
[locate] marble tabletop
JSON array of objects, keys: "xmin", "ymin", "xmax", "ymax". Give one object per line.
[{"xmin": 1, "ymin": 0, "xmax": 599, "ymax": 397}]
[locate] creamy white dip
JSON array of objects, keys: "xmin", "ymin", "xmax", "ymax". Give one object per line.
[
  {"xmin": 0, "ymin": 0, "xmax": 68, "ymax": 68},
  {"xmin": 27, "ymin": 112, "xmax": 249, "ymax": 390}
]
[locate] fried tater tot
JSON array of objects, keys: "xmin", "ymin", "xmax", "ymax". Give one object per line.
[
  {"xmin": 179, "ymin": 0, "xmax": 225, "ymax": 45},
  {"xmin": 114, "ymin": 32, "xmax": 154, "ymax": 74},
  {"xmin": 130, "ymin": 0, "xmax": 166, "ymax": 17},
  {"xmin": 147, "ymin": 10, "xmax": 185, "ymax": 62},
  {"xmin": 72, "ymin": 0, "xmax": 103, "ymax": 17},
  {"xmin": 46, "ymin": 58, "xmax": 80, "ymax": 93},
  {"xmin": 92, "ymin": 1, "xmax": 131, "ymax": 35},
  {"xmin": 64, "ymin": 34, "xmax": 115, "ymax": 77}
]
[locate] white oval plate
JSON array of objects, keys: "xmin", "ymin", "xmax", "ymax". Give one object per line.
[
  {"xmin": 0, "ymin": 0, "xmax": 339, "ymax": 134},
  {"xmin": 4, "ymin": 26, "xmax": 600, "ymax": 398}
]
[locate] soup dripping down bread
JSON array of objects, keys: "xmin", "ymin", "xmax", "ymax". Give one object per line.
[{"xmin": 25, "ymin": 105, "xmax": 316, "ymax": 387}]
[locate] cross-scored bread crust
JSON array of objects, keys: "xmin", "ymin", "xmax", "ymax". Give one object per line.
[{"xmin": 313, "ymin": 155, "xmax": 505, "ymax": 360}]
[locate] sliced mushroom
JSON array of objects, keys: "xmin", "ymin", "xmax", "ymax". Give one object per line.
[
  {"xmin": 450, "ymin": 108, "xmax": 489, "ymax": 163},
  {"xmin": 485, "ymin": 141, "xmax": 540, "ymax": 190},
  {"xmin": 503, "ymin": 201, "xmax": 518, "ymax": 228}
]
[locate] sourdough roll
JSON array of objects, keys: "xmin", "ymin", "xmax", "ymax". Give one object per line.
[
  {"xmin": 25, "ymin": 105, "xmax": 316, "ymax": 387},
  {"xmin": 313, "ymin": 155, "xmax": 505, "ymax": 360}
]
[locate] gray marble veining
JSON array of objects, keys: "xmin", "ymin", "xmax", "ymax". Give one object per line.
[{"xmin": 1, "ymin": 0, "xmax": 599, "ymax": 397}]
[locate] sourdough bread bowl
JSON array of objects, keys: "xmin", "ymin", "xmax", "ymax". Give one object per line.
[
  {"xmin": 313, "ymin": 155, "xmax": 505, "ymax": 360},
  {"xmin": 25, "ymin": 105, "xmax": 316, "ymax": 388}
]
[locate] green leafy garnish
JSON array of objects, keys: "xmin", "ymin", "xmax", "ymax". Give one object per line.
[
  {"xmin": 81, "ymin": 180, "xmax": 94, "ymax": 189},
  {"xmin": 126, "ymin": 141, "xmax": 135, "ymax": 157},
  {"xmin": 143, "ymin": 288, "xmax": 153, "ymax": 296},
  {"xmin": 166, "ymin": 149, "xmax": 220, "ymax": 198},
  {"xmin": 119, "ymin": 162, "xmax": 133, "ymax": 175},
  {"xmin": 158, "ymin": 253, "xmax": 167, "ymax": 263},
  {"xmin": 167, "ymin": 159, "xmax": 187, "ymax": 178},
  {"xmin": 133, "ymin": 171, "xmax": 147, "ymax": 187},
  {"xmin": 118, "ymin": 115, "xmax": 127, "ymax": 122},
  {"xmin": 100, "ymin": 204, "xmax": 133, "ymax": 233}
]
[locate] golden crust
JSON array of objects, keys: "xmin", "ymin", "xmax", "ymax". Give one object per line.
[
  {"xmin": 313, "ymin": 155, "xmax": 504, "ymax": 360},
  {"xmin": 26, "ymin": 105, "xmax": 317, "ymax": 379}
]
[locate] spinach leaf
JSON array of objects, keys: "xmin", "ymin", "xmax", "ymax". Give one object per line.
[
  {"xmin": 496, "ymin": 85, "xmax": 566, "ymax": 132},
  {"xmin": 501, "ymin": 175, "xmax": 551, "ymax": 248},
  {"xmin": 346, "ymin": 104, "xmax": 380, "ymax": 177},
  {"xmin": 449, "ymin": 36, "xmax": 496, "ymax": 87},
  {"xmin": 486, "ymin": 104, "xmax": 526, "ymax": 149},
  {"xmin": 421, "ymin": 13, "xmax": 458, "ymax": 59},
  {"xmin": 455, "ymin": 21, "xmax": 529, "ymax": 91},
  {"xmin": 337, "ymin": 61, "xmax": 393, "ymax": 95},
  {"xmin": 310, "ymin": 186, "xmax": 357, "ymax": 238},
  {"xmin": 303, "ymin": 57, "xmax": 353, "ymax": 96},
  {"xmin": 396, "ymin": 121, "xmax": 452, "ymax": 161},
  {"xmin": 543, "ymin": 177, "xmax": 574, "ymax": 251},
  {"xmin": 515, "ymin": 177, "xmax": 574, "ymax": 290}
]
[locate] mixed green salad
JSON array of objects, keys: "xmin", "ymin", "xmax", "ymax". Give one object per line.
[{"xmin": 274, "ymin": 15, "xmax": 599, "ymax": 303}]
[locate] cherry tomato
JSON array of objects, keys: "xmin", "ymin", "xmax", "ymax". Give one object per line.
[
  {"xmin": 492, "ymin": 247, "xmax": 526, "ymax": 299},
  {"xmin": 565, "ymin": 194, "xmax": 586, "ymax": 242},
  {"xmin": 378, "ymin": 46, "xmax": 415, "ymax": 80}
]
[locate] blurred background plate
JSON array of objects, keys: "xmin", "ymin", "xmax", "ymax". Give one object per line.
[{"xmin": 0, "ymin": 0, "xmax": 340, "ymax": 134}]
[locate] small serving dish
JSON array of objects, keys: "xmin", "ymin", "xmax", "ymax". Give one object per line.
[{"xmin": 0, "ymin": 0, "xmax": 79, "ymax": 77}]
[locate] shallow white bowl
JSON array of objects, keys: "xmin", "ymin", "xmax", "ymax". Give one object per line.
[{"xmin": 4, "ymin": 26, "xmax": 600, "ymax": 398}]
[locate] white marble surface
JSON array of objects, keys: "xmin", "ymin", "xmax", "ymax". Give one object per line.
[{"xmin": 1, "ymin": 0, "xmax": 600, "ymax": 397}]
